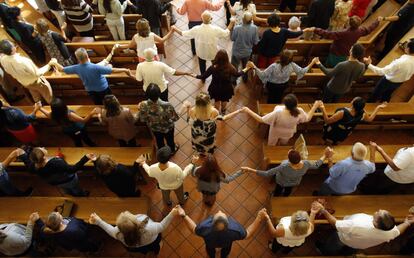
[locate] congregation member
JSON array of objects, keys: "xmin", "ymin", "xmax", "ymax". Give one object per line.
[
  {"xmin": 134, "ymin": 0, "xmax": 170, "ymax": 35},
  {"xmin": 317, "ymin": 142, "xmax": 376, "ymax": 195},
  {"xmin": 36, "ymin": 211, "xmax": 99, "ymax": 252},
  {"xmin": 315, "ymin": 205, "xmax": 414, "ymax": 255},
  {"xmin": 174, "ymin": 11, "xmax": 233, "ymax": 74},
  {"xmin": 176, "ymin": 0, "xmax": 223, "ymax": 55},
  {"xmin": 35, "ymin": 19, "xmax": 74, "ymax": 67},
  {"xmin": 50, "ymin": 47, "xmax": 133, "ymax": 104},
  {"xmin": 135, "ymin": 48, "xmax": 191, "ymax": 101},
  {"xmin": 92, "ymin": 154, "xmax": 143, "ymax": 197},
  {"xmin": 301, "ymin": 0, "xmax": 335, "ymax": 30},
  {"xmin": 138, "ymin": 147, "xmax": 192, "ymax": 206},
  {"xmin": 0, "ymin": 1, "xmax": 16, "ymax": 38},
  {"xmin": 365, "ymin": 39, "xmax": 414, "ymax": 102},
  {"xmin": 248, "ymin": 52, "xmax": 317, "ymax": 103},
  {"xmin": 45, "ymin": 0, "xmax": 66, "ymax": 27},
  {"xmin": 329, "ymin": 0, "xmax": 352, "ymax": 31},
  {"xmin": 321, "ymin": 97, "xmax": 387, "ymax": 144},
  {"xmin": 264, "ymin": 203, "xmax": 322, "ymax": 254},
  {"xmin": 226, "ymin": 0, "xmax": 266, "ymax": 25},
  {"xmin": 61, "ymin": 0, "xmax": 94, "ymax": 37},
  {"xmin": 287, "ymin": 16, "xmax": 302, "ymax": 40},
  {"xmin": 179, "ymin": 205, "xmax": 267, "ymax": 257},
  {"xmin": 0, "ymin": 212, "xmax": 39, "ymax": 256},
  {"xmin": 311, "ymin": 16, "xmax": 382, "ymax": 67},
  {"xmin": 138, "ymin": 84, "xmax": 179, "ymax": 151},
  {"xmin": 279, "ymin": 0, "xmax": 297, "ymax": 11},
  {"xmin": 39, "ymin": 98, "xmax": 98, "ymax": 147},
  {"xmin": 192, "ymin": 154, "xmax": 245, "ymax": 206},
  {"xmin": 349, "ymin": 0, "xmax": 372, "ymax": 18},
  {"xmin": 0, "ymin": 149, "xmax": 33, "ymax": 196},
  {"xmin": 0, "ymin": 40, "xmax": 54, "ymax": 104},
  {"xmin": 243, "ymin": 147, "xmax": 333, "ymax": 196},
  {"xmin": 315, "ymin": 44, "xmax": 366, "ymax": 103},
  {"xmin": 361, "ymin": 142, "xmax": 414, "ymax": 194},
  {"xmin": 242, "ymin": 95, "xmax": 321, "ymax": 145},
  {"xmin": 94, "ymin": 0, "xmax": 133, "ymax": 40},
  {"xmin": 98, "ymin": 94, "xmax": 137, "ymax": 147},
  {"xmin": 230, "ymin": 11, "xmax": 259, "ymax": 83},
  {"xmin": 19, "ymin": 146, "xmax": 93, "ymax": 196},
  {"xmin": 195, "ymin": 50, "xmax": 248, "ymax": 114},
  {"xmin": 89, "ymin": 206, "xmax": 181, "ymax": 254},
  {"xmin": 0, "ymin": 101, "xmax": 41, "ymax": 144}
]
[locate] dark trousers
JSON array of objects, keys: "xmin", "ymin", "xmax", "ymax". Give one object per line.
[
  {"xmin": 323, "ymin": 87, "xmax": 342, "ymax": 103},
  {"xmin": 118, "ymin": 138, "xmax": 137, "ymax": 147},
  {"xmin": 153, "ymin": 128, "xmax": 175, "ymax": 151},
  {"xmin": 206, "ymin": 245, "xmax": 232, "ymax": 258},
  {"xmin": 279, "ymin": 0, "xmax": 297, "ymax": 11},
  {"xmin": 0, "ymin": 172, "xmax": 27, "ymax": 196},
  {"xmin": 79, "ymin": 30, "xmax": 95, "ymax": 37},
  {"xmin": 126, "ymin": 234, "xmax": 162, "ymax": 254},
  {"xmin": 271, "ymin": 239, "xmax": 295, "ymax": 254},
  {"xmin": 57, "ymin": 174, "xmax": 88, "ymax": 196},
  {"xmin": 188, "ymin": 21, "xmax": 202, "ymax": 55},
  {"xmin": 318, "ymin": 182, "xmax": 341, "ymax": 196},
  {"xmin": 88, "ymin": 88, "xmax": 112, "ymax": 105},
  {"xmin": 273, "ymin": 184, "xmax": 293, "ymax": 196},
  {"xmin": 198, "ymin": 57, "xmax": 207, "ymax": 75},
  {"xmin": 67, "ymin": 128, "xmax": 97, "ymax": 147},
  {"xmin": 369, "ymin": 77, "xmax": 401, "ymax": 102},
  {"xmin": 266, "ymin": 82, "xmax": 288, "ymax": 103},
  {"xmin": 359, "ymin": 170, "xmax": 399, "ymax": 194},
  {"xmin": 160, "ymin": 90, "xmax": 168, "ymax": 101},
  {"xmin": 315, "ymin": 230, "xmax": 355, "ymax": 256}
]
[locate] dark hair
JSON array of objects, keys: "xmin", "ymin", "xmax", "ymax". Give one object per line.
[
  {"xmin": 103, "ymin": 0, "xmax": 112, "ymax": 13},
  {"xmin": 288, "ymin": 150, "xmax": 301, "ymax": 164},
  {"xmin": 103, "ymin": 95, "xmax": 122, "ymax": 117},
  {"xmin": 267, "ymin": 13, "xmax": 280, "ymax": 27},
  {"xmin": 50, "ymin": 98, "xmax": 70, "ymax": 125},
  {"xmin": 156, "ymin": 146, "xmax": 171, "ymax": 164},
  {"xmin": 7, "ymin": 7, "xmax": 20, "ymax": 20},
  {"xmin": 146, "ymin": 83, "xmax": 161, "ymax": 102},
  {"xmin": 195, "ymin": 154, "xmax": 226, "ymax": 183},
  {"xmin": 278, "ymin": 50, "xmax": 294, "ymax": 69},
  {"xmin": 0, "ymin": 40, "xmax": 13, "ymax": 55},
  {"xmin": 375, "ymin": 212, "xmax": 396, "ymax": 231},
  {"xmin": 212, "ymin": 49, "xmax": 236, "ymax": 78},
  {"xmin": 349, "ymin": 16, "xmax": 361, "ymax": 30},
  {"xmin": 350, "ymin": 43, "xmax": 365, "ymax": 61},
  {"xmin": 240, "ymin": 0, "xmax": 252, "ymax": 9},
  {"xmin": 283, "ymin": 94, "xmax": 300, "ymax": 117},
  {"xmin": 351, "ymin": 97, "xmax": 366, "ymax": 117},
  {"xmin": 407, "ymin": 38, "xmax": 414, "ymax": 54}
]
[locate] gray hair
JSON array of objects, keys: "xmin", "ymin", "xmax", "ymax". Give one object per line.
[
  {"xmin": 243, "ymin": 11, "xmax": 253, "ymax": 24},
  {"xmin": 201, "ymin": 11, "xmax": 212, "ymax": 24},
  {"xmin": 143, "ymin": 48, "xmax": 157, "ymax": 61},
  {"xmin": 288, "ymin": 16, "xmax": 301, "ymax": 29},
  {"xmin": 74, "ymin": 48, "xmax": 89, "ymax": 63},
  {"xmin": 352, "ymin": 142, "xmax": 367, "ymax": 161}
]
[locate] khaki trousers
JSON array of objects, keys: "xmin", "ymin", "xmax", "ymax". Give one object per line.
[{"xmin": 25, "ymin": 77, "xmax": 53, "ymax": 104}]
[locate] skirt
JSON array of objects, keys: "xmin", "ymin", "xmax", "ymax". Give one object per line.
[{"xmin": 8, "ymin": 124, "xmax": 37, "ymax": 143}]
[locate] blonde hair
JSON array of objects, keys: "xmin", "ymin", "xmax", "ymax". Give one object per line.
[
  {"xmin": 194, "ymin": 92, "xmax": 213, "ymax": 119},
  {"xmin": 136, "ymin": 19, "xmax": 150, "ymax": 37},
  {"xmin": 116, "ymin": 211, "xmax": 149, "ymax": 246},
  {"xmin": 95, "ymin": 154, "xmax": 117, "ymax": 175},
  {"xmin": 289, "ymin": 210, "xmax": 310, "ymax": 236},
  {"xmin": 44, "ymin": 212, "xmax": 62, "ymax": 233}
]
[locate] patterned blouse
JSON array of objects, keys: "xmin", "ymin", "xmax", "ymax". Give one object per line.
[
  {"xmin": 39, "ymin": 31, "xmax": 73, "ymax": 66},
  {"xmin": 138, "ymin": 99, "xmax": 179, "ymax": 133}
]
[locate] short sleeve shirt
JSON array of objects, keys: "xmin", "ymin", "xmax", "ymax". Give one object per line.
[
  {"xmin": 138, "ymin": 99, "xmax": 179, "ymax": 133},
  {"xmin": 384, "ymin": 147, "xmax": 414, "ymax": 184},
  {"xmin": 135, "ymin": 61, "xmax": 176, "ymax": 92},
  {"xmin": 63, "ymin": 62, "xmax": 112, "ymax": 92}
]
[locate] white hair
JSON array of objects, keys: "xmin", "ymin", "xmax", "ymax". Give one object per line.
[
  {"xmin": 243, "ymin": 11, "xmax": 253, "ymax": 24},
  {"xmin": 75, "ymin": 48, "xmax": 88, "ymax": 63},
  {"xmin": 201, "ymin": 11, "xmax": 212, "ymax": 24},
  {"xmin": 352, "ymin": 142, "xmax": 367, "ymax": 161},
  {"xmin": 143, "ymin": 48, "xmax": 157, "ymax": 61},
  {"xmin": 288, "ymin": 16, "xmax": 301, "ymax": 30}
]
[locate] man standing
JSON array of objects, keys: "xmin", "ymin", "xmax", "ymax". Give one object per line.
[
  {"xmin": 174, "ymin": 11, "xmax": 233, "ymax": 74},
  {"xmin": 317, "ymin": 142, "xmax": 375, "ymax": 195},
  {"xmin": 51, "ymin": 48, "xmax": 133, "ymax": 104},
  {"xmin": 0, "ymin": 40, "xmax": 54, "ymax": 104}
]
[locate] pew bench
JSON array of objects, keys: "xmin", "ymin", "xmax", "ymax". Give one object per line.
[
  {"xmin": 0, "ymin": 197, "xmax": 149, "ymax": 224},
  {"xmin": 254, "ymin": 0, "xmax": 311, "ymax": 12},
  {"xmin": 255, "ymin": 12, "xmax": 307, "ymax": 27},
  {"xmin": 279, "ymin": 255, "xmax": 412, "ymax": 258}
]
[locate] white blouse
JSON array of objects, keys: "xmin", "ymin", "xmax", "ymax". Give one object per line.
[
  {"xmin": 133, "ymin": 32, "xmax": 158, "ymax": 58},
  {"xmin": 276, "ymin": 216, "xmax": 313, "ymax": 247}
]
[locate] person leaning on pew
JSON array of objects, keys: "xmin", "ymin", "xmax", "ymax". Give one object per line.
[{"xmin": 50, "ymin": 48, "xmax": 134, "ymax": 105}]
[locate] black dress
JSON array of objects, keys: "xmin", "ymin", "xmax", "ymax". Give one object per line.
[
  {"xmin": 322, "ymin": 107, "xmax": 363, "ymax": 144},
  {"xmin": 196, "ymin": 65, "xmax": 244, "ymax": 102}
]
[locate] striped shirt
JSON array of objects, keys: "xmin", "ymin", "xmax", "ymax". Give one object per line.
[{"xmin": 62, "ymin": 0, "xmax": 93, "ymax": 32}]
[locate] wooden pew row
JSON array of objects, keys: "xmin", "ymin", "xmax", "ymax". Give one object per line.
[
  {"xmin": 0, "ymin": 197, "xmax": 149, "ymax": 224},
  {"xmin": 254, "ymin": 0, "xmax": 311, "ymax": 11},
  {"xmin": 271, "ymin": 195, "xmax": 413, "ymax": 224},
  {"xmin": 255, "ymin": 12, "xmax": 307, "ymax": 26},
  {"xmin": 280, "ymin": 256, "xmax": 412, "ymax": 258}
]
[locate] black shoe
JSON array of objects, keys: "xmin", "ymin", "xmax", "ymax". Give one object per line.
[
  {"xmin": 171, "ymin": 144, "xmax": 180, "ymax": 155},
  {"xmin": 166, "ymin": 201, "xmax": 173, "ymax": 206},
  {"xmin": 180, "ymin": 192, "xmax": 189, "ymax": 205},
  {"xmin": 21, "ymin": 187, "xmax": 34, "ymax": 196}
]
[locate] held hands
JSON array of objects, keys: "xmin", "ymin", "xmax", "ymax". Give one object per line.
[
  {"xmin": 86, "ymin": 153, "xmax": 97, "ymax": 161},
  {"xmin": 405, "ymin": 214, "xmax": 414, "ymax": 225},
  {"xmin": 377, "ymin": 16, "xmax": 384, "ymax": 22},
  {"xmin": 377, "ymin": 102, "xmax": 388, "ymax": 109},
  {"xmin": 135, "ymin": 154, "xmax": 147, "ymax": 165},
  {"xmin": 88, "ymin": 213, "xmax": 101, "ymax": 224},
  {"xmin": 29, "ymin": 212, "xmax": 40, "ymax": 224},
  {"xmin": 246, "ymin": 61, "xmax": 256, "ymax": 70},
  {"xmin": 363, "ymin": 56, "xmax": 372, "ymax": 65},
  {"xmin": 369, "ymin": 141, "xmax": 380, "ymax": 153},
  {"xmin": 34, "ymin": 101, "xmax": 42, "ymax": 111},
  {"xmin": 48, "ymin": 58, "xmax": 58, "ymax": 67},
  {"xmin": 12, "ymin": 148, "xmax": 25, "ymax": 158},
  {"xmin": 126, "ymin": 69, "xmax": 134, "ymax": 78},
  {"xmin": 241, "ymin": 166, "xmax": 255, "ymax": 173},
  {"xmin": 175, "ymin": 205, "xmax": 186, "ymax": 217},
  {"xmin": 324, "ymin": 147, "xmax": 334, "ymax": 159},
  {"xmin": 257, "ymin": 208, "xmax": 269, "ymax": 221},
  {"xmin": 303, "ymin": 27, "xmax": 315, "ymax": 32},
  {"xmin": 313, "ymin": 57, "xmax": 321, "ymax": 65},
  {"xmin": 311, "ymin": 201, "xmax": 324, "ymax": 214}
]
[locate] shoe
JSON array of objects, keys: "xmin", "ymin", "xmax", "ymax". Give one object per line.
[
  {"xmin": 22, "ymin": 187, "xmax": 34, "ymax": 196},
  {"xmin": 166, "ymin": 201, "xmax": 173, "ymax": 206},
  {"xmin": 171, "ymin": 144, "xmax": 180, "ymax": 155},
  {"xmin": 179, "ymin": 192, "xmax": 189, "ymax": 205}
]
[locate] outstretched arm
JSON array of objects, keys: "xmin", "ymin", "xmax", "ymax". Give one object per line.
[
  {"xmin": 222, "ymin": 109, "xmax": 243, "ymax": 121},
  {"xmin": 241, "ymin": 107, "xmax": 264, "ymax": 123},
  {"xmin": 372, "ymin": 142, "xmax": 400, "ymax": 171},
  {"xmin": 245, "ymin": 209, "xmax": 266, "ymax": 239},
  {"xmin": 306, "ymin": 100, "xmax": 322, "ymax": 122},
  {"xmin": 364, "ymin": 103, "xmax": 387, "ymax": 122}
]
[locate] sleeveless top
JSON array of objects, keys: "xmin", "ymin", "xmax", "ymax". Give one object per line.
[
  {"xmin": 133, "ymin": 32, "xmax": 158, "ymax": 58},
  {"xmin": 323, "ymin": 107, "xmax": 363, "ymax": 143},
  {"xmin": 189, "ymin": 118, "xmax": 217, "ymax": 154},
  {"xmin": 276, "ymin": 216, "xmax": 312, "ymax": 247}
]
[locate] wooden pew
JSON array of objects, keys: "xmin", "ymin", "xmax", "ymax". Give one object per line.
[
  {"xmin": 255, "ymin": 12, "xmax": 307, "ymax": 26},
  {"xmin": 0, "ymin": 197, "xmax": 149, "ymax": 224},
  {"xmin": 254, "ymin": 0, "xmax": 311, "ymax": 12},
  {"xmin": 281, "ymin": 256, "xmax": 412, "ymax": 258},
  {"xmin": 271, "ymin": 195, "xmax": 413, "ymax": 223}
]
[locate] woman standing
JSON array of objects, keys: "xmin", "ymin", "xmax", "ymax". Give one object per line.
[
  {"xmin": 98, "ymin": 95, "xmax": 137, "ymax": 147},
  {"xmin": 95, "ymin": 0, "xmax": 133, "ymax": 40},
  {"xmin": 243, "ymin": 94, "xmax": 321, "ymax": 145},
  {"xmin": 195, "ymin": 50, "xmax": 248, "ymax": 114},
  {"xmin": 61, "ymin": 0, "xmax": 94, "ymax": 37},
  {"xmin": 40, "ymin": 98, "xmax": 98, "ymax": 147},
  {"xmin": 329, "ymin": 0, "xmax": 352, "ymax": 31},
  {"xmin": 192, "ymin": 154, "xmax": 245, "ymax": 206},
  {"xmin": 249, "ymin": 51, "xmax": 316, "ymax": 103},
  {"xmin": 321, "ymin": 97, "xmax": 387, "ymax": 144},
  {"xmin": 225, "ymin": 0, "xmax": 266, "ymax": 25}
]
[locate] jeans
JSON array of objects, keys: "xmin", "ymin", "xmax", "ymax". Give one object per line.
[
  {"xmin": 88, "ymin": 88, "xmax": 112, "ymax": 105},
  {"xmin": 118, "ymin": 138, "xmax": 137, "ymax": 147},
  {"xmin": 57, "ymin": 174, "xmax": 88, "ymax": 196},
  {"xmin": 231, "ymin": 55, "xmax": 249, "ymax": 83},
  {"xmin": 206, "ymin": 245, "xmax": 232, "ymax": 258},
  {"xmin": 66, "ymin": 127, "xmax": 97, "ymax": 147},
  {"xmin": 106, "ymin": 17, "xmax": 126, "ymax": 40},
  {"xmin": 0, "ymin": 171, "xmax": 26, "ymax": 196},
  {"xmin": 198, "ymin": 58, "xmax": 207, "ymax": 75},
  {"xmin": 161, "ymin": 184, "xmax": 185, "ymax": 204},
  {"xmin": 266, "ymin": 82, "xmax": 289, "ymax": 103},
  {"xmin": 188, "ymin": 21, "xmax": 202, "ymax": 55},
  {"xmin": 322, "ymin": 87, "xmax": 342, "ymax": 103},
  {"xmin": 153, "ymin": 128, "xmax": 175, "ymax": 151},
  {"xmin": 369, "ymin": 77, "xmax": 402, "ymax": 102},
  {"xmin": 318, "ymin": 182, "xmax": 341, "ymax": 196}
]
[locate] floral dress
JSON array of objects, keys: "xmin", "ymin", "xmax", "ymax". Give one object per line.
[
  {"xmin": 39, "ymin": 31, "xmax": 73, "ymax": 66},
  {"xmin": 189, "ymin": 118, "xmax": 217, "ymax": 154}
]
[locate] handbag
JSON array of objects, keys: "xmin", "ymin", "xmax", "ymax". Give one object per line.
[{"xmin": 294, "ymin": 134, "xmax": 308, "ymax": 159}]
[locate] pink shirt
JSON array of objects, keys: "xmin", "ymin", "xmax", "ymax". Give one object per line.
[{"xmin": 177, "ymin": 0, "xmax": 223, "ymax": 22}]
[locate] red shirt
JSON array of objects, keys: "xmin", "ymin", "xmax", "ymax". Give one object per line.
[{"xmin": 349, "ymin": 0, "xmax": 371, "ymax": 18}]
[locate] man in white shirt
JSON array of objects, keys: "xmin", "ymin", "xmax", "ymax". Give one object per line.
[
  {"xmin": 364, "ymin": 38, "xmax": 414, "ymax": 102},
  {"xmin": 138, "ymin": 146, "xmax": 194, "ymax": 206},
  {"xmin": 0, "ymin": 40, "xmax": 54, "ymax": 104},
  {"xmin": 315, "ymin": 205, "xmax": 414, "ymax": 255},
  {"xmin": 174, "ymin": 11, "xmax": 234, "ymax": 75},
  {"xmin": 361, "ymin": 142, "xmax": 414, "ymax": 194},
  {"xmin": 135, "ymin": 48, "xmax": 191, "ymax": 101}
]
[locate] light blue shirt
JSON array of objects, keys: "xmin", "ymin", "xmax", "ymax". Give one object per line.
[
  {"xmin": 255, "ymin": 62, "xmax": 309, "ymax": 85},
  {"xmin": 325, "ymin": 157, "xmax": 375, "ymax": 194},
  {"xmin": 231, "ymin": 23, "xmax": 259, "ymax": 58},
  {"xmin": 63, "ymin": 62, "xmax": 112, "ymax": 92}
]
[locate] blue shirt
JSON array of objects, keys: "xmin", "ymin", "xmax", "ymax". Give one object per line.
[
  {"xmin": 63, "ymin": 62, "xmax": 112, "ymax": 92},
  {"xmin": 325, "ymin": 157, "xmax": 375, "ymax": 194},
  {"xmin": 1, "ymin": 107, "xmax": 35, "ymax": 130},
  {"xmin": 195, "ymin": 216, "xmax": 246, "ymax": 248},
  {"xmin": 231, "ymin": 23, "xmax": 259, "ymax": 58}
]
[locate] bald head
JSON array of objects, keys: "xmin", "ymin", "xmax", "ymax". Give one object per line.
[
  {"xmin": 242, "ymin": 11, "xmax": 253, "ymax": 24},
  {"xmin": 201, "ymin": 11, "xmax": 212, "ymax": 24}
]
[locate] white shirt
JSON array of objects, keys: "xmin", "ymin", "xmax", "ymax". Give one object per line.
[
  {"xmin": 0, "ymin": 54, "xmax": 50, "ymax": 86},
  {"xmin": 368, "ymin": 54, "xmax": 414, "ymax": 83},
  {"xmin": 384, "ymin": 147, "xmax": 414, "ymax": 184},
  {"xmin": 0, "ymin": 223, "xmax": 33, "ymax": 256},
  {"xmin": 336, "ymin": 213, "xmax": 400, "ymax": 249},
  {"xmin": 233, "ymin": 2, "xmax": 256, "ymax": 25},
  {"xmin": 276, "ymin": 216, "xmax": 312, "ymax": 247},
  {"xmin": 135, "ymin": 61, "xmax": 176, "ymax": 92},
  {"xmin": 96, "ymin": 0, "xmax": 128, "ymax": 20},
  {"xmin": 142, "ymin": 162, "xmax": 192, "ymax": 190},
  {"xmin": 182, "ymin": 23, "xmax": 230, "ymax": 61},
  {"xmin": 133, "ymin": 32, "xmax": 158, "ymax": 58}
]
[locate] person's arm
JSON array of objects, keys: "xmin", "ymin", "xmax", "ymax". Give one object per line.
[
  {"xmin": 358, "ymin": 18, "xmax": 380, "ymax": 36},
  {"xmin": 225, "ymin": 0, "xmax": 236, "ymax": 15},
  {"xmin": 24, "ymin": 212, "xmax": 39, "ymax": 245},
  {"xmin": 245, "ymin": 209, "xmax": 265, "ymax": 239},
  {"xmin": 221, "ymin": 170, "xmax": 244, "ymax": 183},
  {"xmin": 372, "ymin": 143, "xmax": 400, "ymax": 171},
  {"xmin": 264, "ymin": 214, "xmax": 285, "ymax": 237},
  {"xmin": 364, "ymin": 103, "xmax": 387, "ymax": 122},
  {"xmin": 221, "ymin": 109, "xmax": 243, "ymax": 121},
  {"xmin": 286, "ymin": 29, "xmax": 303, "ymax": 39},
  {"xmin": 68, "ymin": 109, "xmax": 98, "ymax": 123},
  {"xmin": 397, "ymin": 215, "xmax": 414, "ymax": 234},
  {"xmin": 305, "ymin": 101, "xmax": 321, "ymax": 122},
  {"xmin": 317, "ymin": 62, "xmax": 338, "ymax": 77},
  {"xmin": 68, "ymin": 154, "xmax": 90, "ymax": 173},
  {"xmin": 309, "ymin": 201, "xmax": 323, "ymax": 225},
  {"xmin": 383, "ymin": 16, "xmax": 399, "ymax": 22},
  {"xmin": 369, "ymin": 142, "xmax": 376, "ymax": 163},
  {"xmin": 320, "ymin": 208, "xmax": 337, "ymax": 227},
  {"xmin": 241, "ymin": 107, "xmax": 264, "ymax": 123},
  {"xmin": 147, "ymin": 208, "xmax": 177, "ymax": 234},
  {"xmin": 1, "ymin": 148, "xmax": 24, "ymax": 168},
  {"xmin": 177, "ymin": 206, "xmax": 197, "ymax": 233},
  {"xmin": 313, "ymin": 28, "xmax": 343, "ymax": 40},
  {"xmin": 183, "ymin": 163, "xmax": 195, "ymax": 177},
  {"xmin": 321, "ymin": 106, "xmax": 344, "ymax": 125},
  {"xmin": 154, "ymin": 28, "xmax": 174, "ymax": 43},
  {"xmin": 39, "ymin": 107, "xmax": 52, "ymax": 119},
  {"xmin": 196, "ymin": 66, "xmax": 214, "ymax": 80},
  {"xmin": 29, "ymin": 102, "xmax": 42, "ymax": 118},
  {"xmin": 205, "ymin": 0, "xmax": 224, "ymax": 11},
  {"xmin": 119, "ymin": 38, "xmax": 137, "ymax": 50},
  {"xmin": 176, "ymin": 1, "xmax": 188, "ymax": 15},
  {"xmin": 89, "ymin": 213, "xmax": 121, "ymax": 239},
  {"xmin": 111, "ymin": 67, "xmax": 133, "ymax": 76},
  {"xmin": 242, "ymin": 166, "xmax": 280, "ymax": 178}
]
